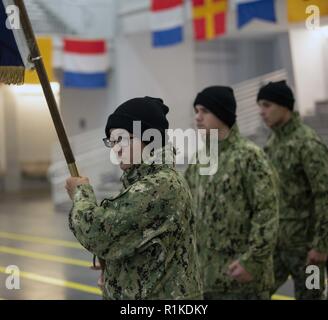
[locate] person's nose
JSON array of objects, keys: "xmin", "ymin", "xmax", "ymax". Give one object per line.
[
  {"xmin": 259, "ymin": 108, "xmax": 265, "ymax": 118},
  {"xmin": 195, "ymin": 112, "xmax": 202, "ymax": 123}
]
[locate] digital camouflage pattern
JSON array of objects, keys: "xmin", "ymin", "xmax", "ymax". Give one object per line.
[
  {"xmin": 264, "ymin": 112, "xmax": 328, "ymax": 299},
  {"xmin": 264, "ymin": 112, "xmax": 328, "ymax": 252},
  {"xmin": 69, "ymin": 146, "xmax": 202, "ymax": 300},
  {"xmin": 185, "ymin": 125, "xmax": 279, "ymax": 297}
]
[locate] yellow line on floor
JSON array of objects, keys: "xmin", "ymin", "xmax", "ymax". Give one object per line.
[
  {"xmin": 0, "ymin": 266, "xmax": 102, "ymax": 296},
  {"xmin": 0, "ymin": 246, "xmax": 91, "ymax": 268},
  {"xmin": 272, "ymin": 294, "xmax": 295, "ymax": 300},
  {"xmin": 0, "ymin": 231, "xmax": 83, "ymax": 249}
]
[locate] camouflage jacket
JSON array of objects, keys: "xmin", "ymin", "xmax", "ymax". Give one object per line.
[
  {"xmin": 185, "ymin": 125, "xmax": 279, "ymax": 294},
  {"xmin": 264, "ymin": 112, "xmax": 328, "ymax": 253},
  {"xmin": 69, "ymin": 146, "xmax": 202, "ymax": 300}
]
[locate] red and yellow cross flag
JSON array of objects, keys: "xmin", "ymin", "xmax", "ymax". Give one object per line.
[
  {"xmin": 25, "ymin": 36, "xmax": 55, "ymax": 84},
  {"xmin": 192, "ymin": 0, "xmax": 228, "ymax": 41},
  {"xmin": 287, "ymin": 0, "xmax": 328, "ymax": 23}
]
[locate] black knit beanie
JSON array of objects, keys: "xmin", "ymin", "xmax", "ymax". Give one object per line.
[
  {"xmin": 105, "ymin": 96, "xmax": 169, "ymax": 146},
  {"xmin": 193, "ymin": 86, "xmax": 237, "ymax": 128},
  {"xmin": 257, "ymin": 80, "xmax": 295, "ymax": 110}
]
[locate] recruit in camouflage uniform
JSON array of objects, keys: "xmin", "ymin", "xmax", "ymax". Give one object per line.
[
  {"xmin": 68, "ymin": 96, "xmax": 202, "ymax": 300},
  {"xmin": 258, "ymin": 80, "xmax": 328, "ymax": 300},
  {"xmin": 264, "ymin": 112, "xmax": 328, "ymax": 300},
  {"xmin": 69, "ymin": 145, "xmax": 203, "ymax": 300},
  {"xmin": 185, "ymin": 124, "xmax": 279, "ymax": 299},
  {"xmin": 184, "ymin": 86, "xmax": 279, "ymax": 299}
]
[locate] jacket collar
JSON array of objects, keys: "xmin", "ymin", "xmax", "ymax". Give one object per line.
[
  {"xmin": 272, "ymin": 112, "xmax": 301, "ymax": 138},
  {"xmin": 121, "ymin": 144, "xmax": 175, "ymax": 187},
  {"xmin": 218, "ymin": 123, "xmax": 241, "ymax": 153}
]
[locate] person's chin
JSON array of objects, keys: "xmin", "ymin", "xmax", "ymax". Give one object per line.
[
  {"xmin": 119, "ymin": 163, "xmax": 126, "ymax": 171},
  {"xmin": 197, "ymin": 126, "xmax": 208, "ymax": 135},
  {"xmin": 263, "ymin": 119, "xmax": 272, "ymax": 128}
]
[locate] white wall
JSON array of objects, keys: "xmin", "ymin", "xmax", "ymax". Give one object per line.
[
  {"xmin": 323, "ymin": 36, "xmax": 328, "ymax": 93},
  {"xmin": 195, "ymin": 38, "xmax": 273, "ymax": 90},
  {"xmin": 289, "ymin": 28, "xmax": 328, "ymax": 115},
  {"xmin": 1, "ymin": 86, "xmax": 21, "ymax": 191},
  {"xmin": 195, "ymin": 32, "xmax": 294, "ymax": 90},
  {"xmin": 116, "ymin": 26, "xmax": 196, "ymax": 130},
  {"xmin": 59, "ymin": 73, "xmax": 115, "ymax": 137},
  {"xmin": 273, "ymin": 32, "xmax": 295, "ymax": 87},
  {"xmin": 0, "ymin": 85, "xmax": 60, "ymax": 167},
  {"xmin": 41, "ymin": 0, "xmax": 117, "ymax": 38},
  {"xmin": 15, "ymin": 89, "xmax": 58, "ymax": 163}
]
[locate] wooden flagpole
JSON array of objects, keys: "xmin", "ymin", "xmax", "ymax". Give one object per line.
[
  {"xmin": 14, "ymin": 0, "xmax": 106, "ymax": 271},
  {"xmin": 13, "ymin": 0, "xmax": 79, "ymax": 177}
]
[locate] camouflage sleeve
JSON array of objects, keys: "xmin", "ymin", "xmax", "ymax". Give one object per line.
[
  {"xmin": 300, "ymin": 139, "xmax": 328, "ymax": 253},
  {"xmin": 69, "ymin": 179, "xmax": 177, "ymax": 261},
  {"xmin": 239, "ymin": 151, "xmax": 279, "ymax": 276},
  {"xmin": 184, "ymin": 164, "xmax": 197, "ymax": 196}
]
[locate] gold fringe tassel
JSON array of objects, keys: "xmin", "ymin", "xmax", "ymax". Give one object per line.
[{"xmin": 0, "ymin": 66, "xmax": 25, "ymax": 85}]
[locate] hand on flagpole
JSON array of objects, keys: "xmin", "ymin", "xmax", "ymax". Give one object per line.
[{"xmin": 65, "ymin": 177, "xmax": 89, "ymax": 200}]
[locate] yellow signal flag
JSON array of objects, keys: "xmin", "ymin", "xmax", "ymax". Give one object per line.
[
  {"xmin": 287, "ymin": 0, "xmax": 328, "ymax": 23},
  {"xmin": 25, "ymin": 37, "xmax": 55, "ymax": 84}
]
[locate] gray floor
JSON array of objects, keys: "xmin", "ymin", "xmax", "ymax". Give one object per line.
[
  {"xmin": 0, "ymin": 187, "xmax": 295, "ymax": 300},
  {"xmin": 0, "ymin": 188, "xmax": 101, "ymax": 300}
]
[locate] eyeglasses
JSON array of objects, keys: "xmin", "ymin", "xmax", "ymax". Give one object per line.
[{"xmin": 103, "ymin": 136, "xmax": 134, "ymax": 148}]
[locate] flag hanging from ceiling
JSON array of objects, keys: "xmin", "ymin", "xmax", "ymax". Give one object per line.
[
  {"xmin": 237, "ymin": 0, "xmax": 277, "ymax": 29},
  {"xmin": 63, "ymin": 38, "xmax": 109, "ymax": 89},
  {"xmin": 192, "ymin": 0, "xmax": 228, "ymax": 41},
  {"xmin": 150, "ymin": 0, "xmax": 184, "ymax": 47},
  {"xmin": 0, "ymin": 0, "xmax": 34, "ymax": 84},
  {"xmin": 287, "ymin": 0, "xmax": 328, "ymax": 23}
]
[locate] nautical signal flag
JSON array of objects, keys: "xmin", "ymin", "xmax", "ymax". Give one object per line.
[
  {"xmin": 192, "ymin": 0, "xmax": 228, "ymax": 41},
  {"xmin": 0, "ymin": 0, "xmax": 34, "ymax": 84},
  {"xmin": 287, "ymin": 0, "xmax": 328, "ymax": 23},
  {"xmin": 150, "ymin": 0, "xmax": 184, "ymax": 47},
  {"xmin": 237, "ymin": 0, "xmax": 277, "ymax": 29},
  {"xmin": 63, "ymin": 38, "xmax": 109, "ymax": 89}
]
